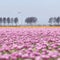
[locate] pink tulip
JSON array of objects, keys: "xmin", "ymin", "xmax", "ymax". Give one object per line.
[{"xmin": 0, "ymin": 28, "xmax": 60, "ymax": 60}]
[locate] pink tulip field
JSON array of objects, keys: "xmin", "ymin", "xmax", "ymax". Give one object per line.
[{"xmin": 0, "ymin": 28, "xmax": 60, "ymax": 60}]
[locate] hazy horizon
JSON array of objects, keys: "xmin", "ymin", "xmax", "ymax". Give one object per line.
[{"xmin": 0, "ymin": 0, "xmax": 60, "ymax": 25}]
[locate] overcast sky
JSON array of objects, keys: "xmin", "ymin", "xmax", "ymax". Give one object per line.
[{"xmin": 0, "ymin": 0, "xmax": 60, "ymax": 25}]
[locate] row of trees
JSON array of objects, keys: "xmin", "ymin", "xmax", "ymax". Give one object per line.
[
  {"xmin": 48, "ymin": 17, "xmax": 60, "ymax": 26},
  {"xmin": 25, "ymin": 16, "xmax": 60, "ymax": 26},
  {"xmin": 0, "ymin": 17, "xmax": 38, "ymax": 26},
  {"xmin": 0, "ymin": 16, "xmax": 60, "ymax": 26},
  {"xmin": 25, "ymin": 17, "xmax": 37, "ymax": 25},
  {"xmin": 0, "ymin": 17, "xmax": 18, "ymax": 26}
]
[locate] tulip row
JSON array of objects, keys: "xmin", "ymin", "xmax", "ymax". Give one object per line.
[{"xmin": 0, "ymin": 28, "xmax": 60, "ymax": 60}]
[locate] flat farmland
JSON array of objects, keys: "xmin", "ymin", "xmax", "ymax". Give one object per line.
[
  {"xmin": 0, "ymin": 26, "xmax": 60, "ymax": 60},
  {"xmin": 0, "ymin": 26, "xmax": 60, "ymax": 28}
]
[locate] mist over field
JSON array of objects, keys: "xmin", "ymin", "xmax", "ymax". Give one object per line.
[{"xmin": 0, "ymin": 0, "xmax": 60, "ymax": 25}]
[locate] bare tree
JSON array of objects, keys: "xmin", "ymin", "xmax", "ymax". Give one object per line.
[
  {"xmin": 11, "ymin": 18, "xmax": 14, "ymax": 26},
  {"xmin": 56, "ymin": 17, "xmax": 60, "ymax": 25},
  {"xmin": 0, "ymin": 17, "xmax": 2, "ymax": 26},
  {"xmin": 48, "ymin": 17, "xmax": 57, "ymax": 26},
  {"xmin": 3, "ymin": 17, "xmax": 6, "ymax": 26},
  {"xmin": 14, "ymin": 17, "xmax": 18, "ymax": 26},
  {"xmin": 25, "ymin": 17, "xmax": 37, "ymax": 25},
  {"xmin": 53, "ymin": 17, "xmax": 57, "ymax": 25},
  {"xmin": 6, "ymin": 17, "xmax": 11, "ymax": 26}
]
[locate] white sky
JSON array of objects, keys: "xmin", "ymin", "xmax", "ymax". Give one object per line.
[{"xmin": 0, "ymin": 0, "xmax": 60, "ymax": 25}]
